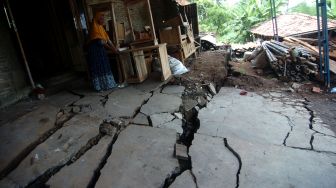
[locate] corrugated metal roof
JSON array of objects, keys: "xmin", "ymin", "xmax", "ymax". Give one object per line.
[{"xmin": 250, "ymin": 13, "xmax": 336, "ymax": 37}]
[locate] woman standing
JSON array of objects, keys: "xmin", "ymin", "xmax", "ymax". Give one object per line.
[{"xmin": 87, "ymin": 12, "xmax": 118, "ymax": 91}]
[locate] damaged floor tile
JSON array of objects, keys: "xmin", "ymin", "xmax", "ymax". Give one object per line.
[
  {"xmin": 105, "ymin": 87, "xmax": 151, "ymax": 118},
  {"xmin": 46, "ymin": 136, "xmax": 113, "ymax": 187},
  {"xmin": 95, "ymin": 125, "xmax": 179, "ymax": 188},
  {"xmin": 189, "ymin": 134, "xmax": 238, "ymax": 188},
  {"xmin": 141, "ymin": 93, "xmax": 182, "ymax": 116}
]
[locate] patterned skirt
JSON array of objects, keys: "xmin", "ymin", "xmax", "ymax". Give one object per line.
[{"xmin": 87, "ymin": 40, "xmax": 117, "ymax": 91}]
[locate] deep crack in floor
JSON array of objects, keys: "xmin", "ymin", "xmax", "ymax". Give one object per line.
[{"xmin": 224, "ymin": 138, "xmax": 242, "ymax": 188}]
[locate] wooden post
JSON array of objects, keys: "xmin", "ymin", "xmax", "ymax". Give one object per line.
[
  {"xmin": 145, "ymin": 0, "xmax": 157, "ymax": 44},
  {"xmin": 126, "ymin": 7, "xmax": 135, "ymax": 41}
]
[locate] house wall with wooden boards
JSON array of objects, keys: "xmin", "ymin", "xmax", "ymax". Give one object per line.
[
  {"xmin": 86, "ymin": 0, "xmax": 151, "ymax": 43},
  {"xmin": 0, "ymin": 11, "xmax": 29, "ymax": 108}
]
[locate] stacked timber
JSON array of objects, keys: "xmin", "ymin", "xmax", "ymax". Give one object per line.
[{"xmin": 249, "ymin": 40, "xmax": 319, "ymax": 82}]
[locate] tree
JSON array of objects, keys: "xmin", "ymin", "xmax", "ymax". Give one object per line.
[{"xmin": 195, "ymin": 0, "xmax": 286, "ymax": 43}]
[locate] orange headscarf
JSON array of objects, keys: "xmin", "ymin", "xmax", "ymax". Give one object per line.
[{"xmin": 89, "ymin": 12, "xmax": 110, "ymax": 42}]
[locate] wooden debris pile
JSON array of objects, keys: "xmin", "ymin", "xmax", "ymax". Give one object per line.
[
  {"xmin": 248, "ymin": 40, "xmax": 320, "ymax": 82},
  {"xmin": 232, "ymin": 42, "xmax": 259, "ymax": 58}
]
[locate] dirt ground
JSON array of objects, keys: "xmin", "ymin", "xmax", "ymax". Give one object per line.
[{"xmin": 174, "ymin": 51, "xmax": 229, "ymax": 88}]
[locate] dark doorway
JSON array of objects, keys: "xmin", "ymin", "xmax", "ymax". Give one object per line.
[{"xmin": 9, "ymin": 0, "xmax": 83, "ymax": 81}]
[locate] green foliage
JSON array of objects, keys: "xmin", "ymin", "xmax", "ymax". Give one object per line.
[
  {"xmin": 288, "ymin": 2, "xmax": 316, "ymax": 16},
  {"xmin": 194, "ymin": 0, "xmax": 285, "ymax": 43},
  {"xmin": 193, "ymin": 0, "xmax": 336, "ymax": 43},
  {"xmin": 288, "ymin": 0, "xmax": 336, "ymax": 19}
]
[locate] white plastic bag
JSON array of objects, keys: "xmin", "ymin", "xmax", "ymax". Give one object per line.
[{"xmin": 168, "ymin": 56, "xmax": 189, "ymax": 75}]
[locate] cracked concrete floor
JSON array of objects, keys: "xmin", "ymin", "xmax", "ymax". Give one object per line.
[
  {"xmin": 193, "ymin": 87, "xmax": 336, "ymax": 188},
  {"xmin": 0, "ymin": 82, "xmax": 335, "ymax": 188}
]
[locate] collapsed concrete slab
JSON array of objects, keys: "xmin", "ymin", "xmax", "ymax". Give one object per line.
[
  {"xmin": 46, "ymin": 136, "xmax": 112, "ymax": 188},
  {"xmin": 189, "ymin": 134, "xmax": 238, "ymax": 188},
  {"xmin": 105, "ymin": 87, "xmax": 151, "ymax": 118},
  {"xmin": 95, "ymin": 126, "xmax": 178, "ymax": 188},
  {"xmin": 141, "ymin": 93, "xmax": 182, "ymax": 116},
  {"xmin": 0, "ymin": 114, "xmax": 101, "ymax": 187},
  {"xmin": 0, "ymin": 104, "xmax": 59, "ymax": 177}
]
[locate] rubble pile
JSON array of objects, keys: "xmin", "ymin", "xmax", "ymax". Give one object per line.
[
  {"xmin": 248, "ymin": 40, "xmax": 319, "ymax": 82},
  {"xmin": 232, "ymin": 42, "xmax": 259, "ymax": 58}
]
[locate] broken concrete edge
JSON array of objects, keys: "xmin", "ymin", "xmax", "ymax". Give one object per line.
[
  {"xmin": 87, "ymin": 133, "xmax": 119, "ymax": 187},
  {"xmin": 167, "ymin": 94, "xmax": 217, "ymax": 187},
  {"xmin": 26, "ymin": 133, "xmax": 103, "ymax": 187}
]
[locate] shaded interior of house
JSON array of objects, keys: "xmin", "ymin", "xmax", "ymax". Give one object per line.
[{"xmin": 0, "ymin": 0, "xmax": 199, "ymax": 107}]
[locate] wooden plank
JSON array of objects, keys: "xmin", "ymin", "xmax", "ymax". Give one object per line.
[
  {"xmin": 158, "ymin": 45, "xmax": 172, "ymax": 81},
  {"xmin": 126, "ymin": 7, "xmax": 135, "ymax": 40},
  {"xmin": 181, "ymin": 40, "xmax": 196, "ymax": 59},
  {"xmin": 329, "ymin": 59, "xmax": 336, "ymax": 74},
  {"xmin": 118, "ymin": 53, "xmax": 131, "ymax": 81},
  {"xmin": 119, "ymin": 43, "xmax": 166, "ymax": 53},
  {"xmin": 159, "ymin": 27, "xmax": 182, "ymax": 45},
  {"xmin": 110, "ymin": 3, "xmax": 119, "ymax": 47},
  {"xmin": 132, "ymin": 50, "xmax": 148, "ymax": 82},
  {"xmin": 285, "ymin": 36, "xmax": 335, "ymax": 60},
  {"xmin": 285, "ymin": 37, "xmax": 319, "ymax": 55},
  {"xmin": 117, "ymin": 23, "xmax": 125, "ymax": 40}
]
